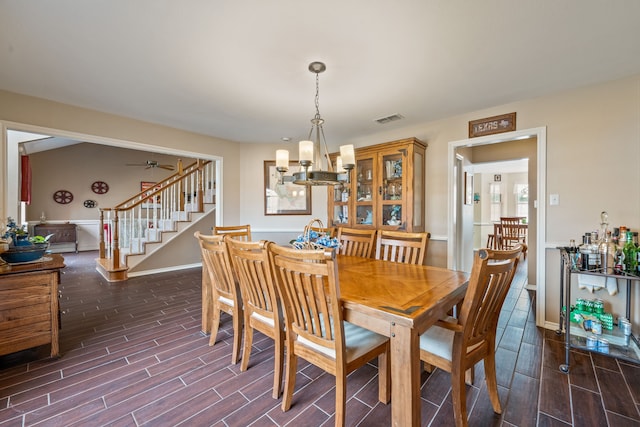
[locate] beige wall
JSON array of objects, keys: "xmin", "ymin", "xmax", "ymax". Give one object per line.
[
  {"xmin": 2, "ymin": 73, "xmax": 640, "ymax": 330},
  {"xmin": 337, "ymin": 74, "xmax": 640, "ymax": 330},
  {"xmin": 0, "ymin": 89, "xmax": 241, "ymax": 223},
  {"xmin": 28, "ymin": 143, "xmax": 192, "ymax": 222}
]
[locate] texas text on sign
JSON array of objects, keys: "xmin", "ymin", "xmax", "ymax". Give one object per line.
[{"xmin": 468, "ymin": 112, "xmax": 516, "ymax": 138}]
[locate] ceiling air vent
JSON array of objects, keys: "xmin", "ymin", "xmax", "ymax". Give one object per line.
[{"xmin": 374, "ymin": 114, "xmax": 404, "ymax": 124}]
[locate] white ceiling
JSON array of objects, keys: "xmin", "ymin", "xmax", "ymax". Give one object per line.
[{"xmin": 2, "ymin": 1, "xmax": 640, "ymax": 146}]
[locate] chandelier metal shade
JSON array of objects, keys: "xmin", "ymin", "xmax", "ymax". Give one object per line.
[{"xmin": 275, "ymin": 61, "xmax": 355, "ymax": 186}]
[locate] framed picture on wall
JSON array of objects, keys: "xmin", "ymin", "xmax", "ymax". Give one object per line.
[
  {"xmin": 141, "ymin": 181, "xmax": 161, "ymax": 207},
  {"xmin": 264, "ymin": 160, "xmax": 312, "ymax": 215}
]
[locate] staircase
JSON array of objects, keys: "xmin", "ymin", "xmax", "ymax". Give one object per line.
[{"xmin": 96, "ymin": 159, "xmax": 215, "ymax": 282}]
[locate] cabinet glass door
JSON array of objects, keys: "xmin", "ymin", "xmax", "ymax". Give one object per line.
[
  {"xmin": 355, "ymin": 157, "xmax": 374, "ymax": 226},
  {"xmin": 380, "ymin": 152, "xmax": 404, "ymax": 228},
  {"xmin": 331, "ymin": 185, "xmax": 350, "ymax": 225}
]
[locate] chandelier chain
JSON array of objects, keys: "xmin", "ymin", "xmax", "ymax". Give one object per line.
[{"xmin": 314, "ymin": 72, "xmax": 322, "ymax": 120}]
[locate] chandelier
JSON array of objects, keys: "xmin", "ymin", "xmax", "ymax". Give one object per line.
[{"xmin": 275, "ymin": 61, "xmax": 355, "ymax": 186}]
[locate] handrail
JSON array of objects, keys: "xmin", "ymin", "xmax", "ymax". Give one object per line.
[{"xmin": 116, "ymin": 160, "xmax": 209, "ymax": 210}]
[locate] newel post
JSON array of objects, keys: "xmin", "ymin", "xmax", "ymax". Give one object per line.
[
  {"xmin": 99, "ymin": 209, "xmax": 106, "ymax": 258},
  {"xmin": 112, "ymin": 209, "xmax": 120, "ymax": 269}
]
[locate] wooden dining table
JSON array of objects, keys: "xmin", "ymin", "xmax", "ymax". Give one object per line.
[{"xmin": 336, "ymin": 255, "xmax": 469, "ymax": 427}]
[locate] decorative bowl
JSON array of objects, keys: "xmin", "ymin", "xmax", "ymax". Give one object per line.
[{"xmin": 0, "ymin": 246, "xmax": 48, "ymax": 264}]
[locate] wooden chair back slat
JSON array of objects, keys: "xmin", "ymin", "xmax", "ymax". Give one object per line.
[
  {"xmin": 196, "ymin": 233, "xmax": 236, "ymax": 298},
  {"xmin": 336, "ymin": 227, "xmax": 376, "ymax": 258},
  {"xmin": 499, "ymin": 217, "xmax": 526, "ymax": 249},
  {"xmin": 227, "ymin": 239, "xmax": 276, "ymax": 319},
  {"xmin": 213, "ymin": 224, "xmax": 252, "ymax": 241},
  {"xmin": 375, "ymin": 230, "xmax": 430, "ymax": 265},
  {"xmin": 309, "ymin": 225, "xmax": 337, "ymax": 238},
  {"xmin": 269, "ymin": 245, "xmax": 341, "ymax": 352}
]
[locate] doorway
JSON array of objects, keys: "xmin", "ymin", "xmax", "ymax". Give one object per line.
[
  {"xmin": 447, "ymin": 127, "xmax": 547, "ymax": 326},
  {"xmin": 2, "ymin": 123, "xmax": 223, "ymax": 230},
  {"xmin": 472, "ymin": 158, "xmax": 529, "ymax": 255}
]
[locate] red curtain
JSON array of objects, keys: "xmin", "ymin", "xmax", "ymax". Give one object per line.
[{"xmin": 20, "ymin": 155, "xmax": 31, "ymax": 204}]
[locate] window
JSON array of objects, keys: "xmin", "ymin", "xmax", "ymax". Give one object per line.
[
  {"xmin": 489, "ymin": 183, "xmax": 501, "ymax": 222},
  {"xmin": 515, "ymin": 184, "xmax": 528, "ymax": 220}
]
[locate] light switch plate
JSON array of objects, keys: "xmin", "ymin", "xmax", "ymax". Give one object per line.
[{"xmin": 550, "ymin": 194, "xmax": 559, "ymax": 206}]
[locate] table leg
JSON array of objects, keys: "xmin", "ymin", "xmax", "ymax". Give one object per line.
[{"xmin": 390, "ymin": 323, "xmax": 421, "ymax": 427}]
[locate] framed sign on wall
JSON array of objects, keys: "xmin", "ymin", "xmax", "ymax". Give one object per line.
[{"xmin": 468, "ymin": 112, "xmax": 516, "ymax": 138}]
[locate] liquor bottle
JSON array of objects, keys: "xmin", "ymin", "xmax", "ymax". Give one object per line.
[
  {"xmin": 622, "ymin": 231, "xmax": 637, "ymax": 274},
  {"xmin": 598, "ymin": 231, "xmax": 616, "ymax": 274},
  {"xmin": 579, "ymin": 233, "xmax": 599, "ymax": 270}
]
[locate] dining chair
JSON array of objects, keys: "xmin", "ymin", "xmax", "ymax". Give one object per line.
[
  {"xmin": 336, "ymin": 227, "xmax": 376, "ymax": 258},
  {"xmin": 419, "ymin": 245, "xmax": 522, "ymax": 427},
  {"xmin": 213, "ymin": 224, "xmax": 252, "ymax": 241},
  {"xmin": 268, "ymin": 243, "xmax": 390, "ymax": 426},
  {"xmin": 309, "ymin": 224, "xmax": 336, "ymax": 238},
  {"xmin": 374, "ymin": 230, "xmax": 430, "ymax": 265},
  {"xmin": 226, "ymin": 238, "xmax": 285, "ymax": 399},
  {"xmin": 500, "ymin": 217, "xmax": 527, "ymax": 259},
  {"xmin": 499, "ymin": 217, "xmax": 526, "ymax": 248},
  {"xmin": 194, "ymin": 231, "xmax": 243, "ymax": 364},
  {"xmin": 485, "ymin": 232, "xmax": 501, "ymax": 250}
]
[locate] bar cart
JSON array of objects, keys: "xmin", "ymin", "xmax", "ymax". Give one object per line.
[{"xmin": 557, "ymin": 247, "xmax": 640, "ymax": 373}]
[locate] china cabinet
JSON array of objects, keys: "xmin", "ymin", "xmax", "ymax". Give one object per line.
[{"xmin": 328, "ymin": 137, "xmax": 426, "ymax": 232}]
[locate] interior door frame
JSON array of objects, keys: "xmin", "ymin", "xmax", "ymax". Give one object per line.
[
  {"xmin": 1, "ymin": 120, "xmax": 223, "ymax": 229},
  {"xmin": 447, "ymin": 126, "xmax": 547, "ymax": 326}
]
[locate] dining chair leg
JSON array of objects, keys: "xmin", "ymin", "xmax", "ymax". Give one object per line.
[
  {"xmin": 281, "ymin": 351, "xmax": 298, "ymax": 411},
  {"xmin": 423, "ymin": 361, "xmax": 435, "ymax": 373},
  {"xmin": 209, "ymin": 307, "xmax": 221, "ymax": 347},
  {"xmin": 484, "ymin": 353, "xmax": 503, "ymax": 414},
  {"xmin": 272, "ymin": 333, "xmax": 284, "ymax": 399},
  {"xmin": 335, "ymin": 373, "xmax": 347, "ymax": 427},
  {"xmin": 231, "ymin": 313, "xmax": 243, "ymax": 364},
  {"xmin": 465, "ymin": 367, "xmax": 474, "ymax": 385},
  {"xmin": 240, "ymin": 318, "xmax": 254, "ymax": 372},
  {"xmin": 452, "ymin": 368, "xmax": 469, "ymax": 427}
]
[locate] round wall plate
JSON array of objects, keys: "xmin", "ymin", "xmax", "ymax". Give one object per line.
[
  {"xmin": 53, "ymin": 190, "xmax": 73, "ymax": 204},
  {"xmin": 91, "ymin": 181, "xmax": 109, "ymax": 194},
  {"xmin": 84, "ymin": 199, "xmax": 97, "ymax": 208}
]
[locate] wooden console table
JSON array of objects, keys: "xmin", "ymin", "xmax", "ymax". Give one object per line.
[
  {"xmin": 0, "ymin": 254, "xmax": 65, "ymax": 357},
  {"xmin": 34, "ymin": 223, "xmax": 78, "ymax": 253}
]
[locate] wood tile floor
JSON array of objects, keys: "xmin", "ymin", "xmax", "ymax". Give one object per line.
[{"xmin": 1, "ymin": 251, "xmax": 639, "ymax": 426}]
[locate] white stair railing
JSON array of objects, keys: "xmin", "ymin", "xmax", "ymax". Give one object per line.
[{"xmin": 99, "ymin": 159, "xmax": 214, "ymax": 269}]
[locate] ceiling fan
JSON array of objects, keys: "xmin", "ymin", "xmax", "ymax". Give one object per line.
[{"xmin": 125, "ymin": 160, "xmax": 175, "ymax": 171}]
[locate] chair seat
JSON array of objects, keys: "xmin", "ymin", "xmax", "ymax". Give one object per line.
[
  {"xmin": 251, "ymin": 311, "xmax": 275, "ymax": 327},
  {"xmin": 420, "ymin": 324, "xmax": 484, "ymax": 361},
  {"xmin": 219, "ymin": 295, "xmax": 234, "ymax": 306},
  {"xmin": 419, "ymin": 324, "xmax": 455, "ymax": 361},
  {"xmin": 297, "ymin": 320, "xmax": 388, "ymax": 361}
]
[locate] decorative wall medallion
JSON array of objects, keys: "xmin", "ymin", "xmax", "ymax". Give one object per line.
[
  {"xmin": 53, "ymin": 190, "xmax": 74, "ymax": 204},
  {"xmin": 83, "ymin": 199, "xmax": 97, "ymax": 208},
  {"xmin": 91, "ymin": 181, "xmax": 109, "ymax": 194}
]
